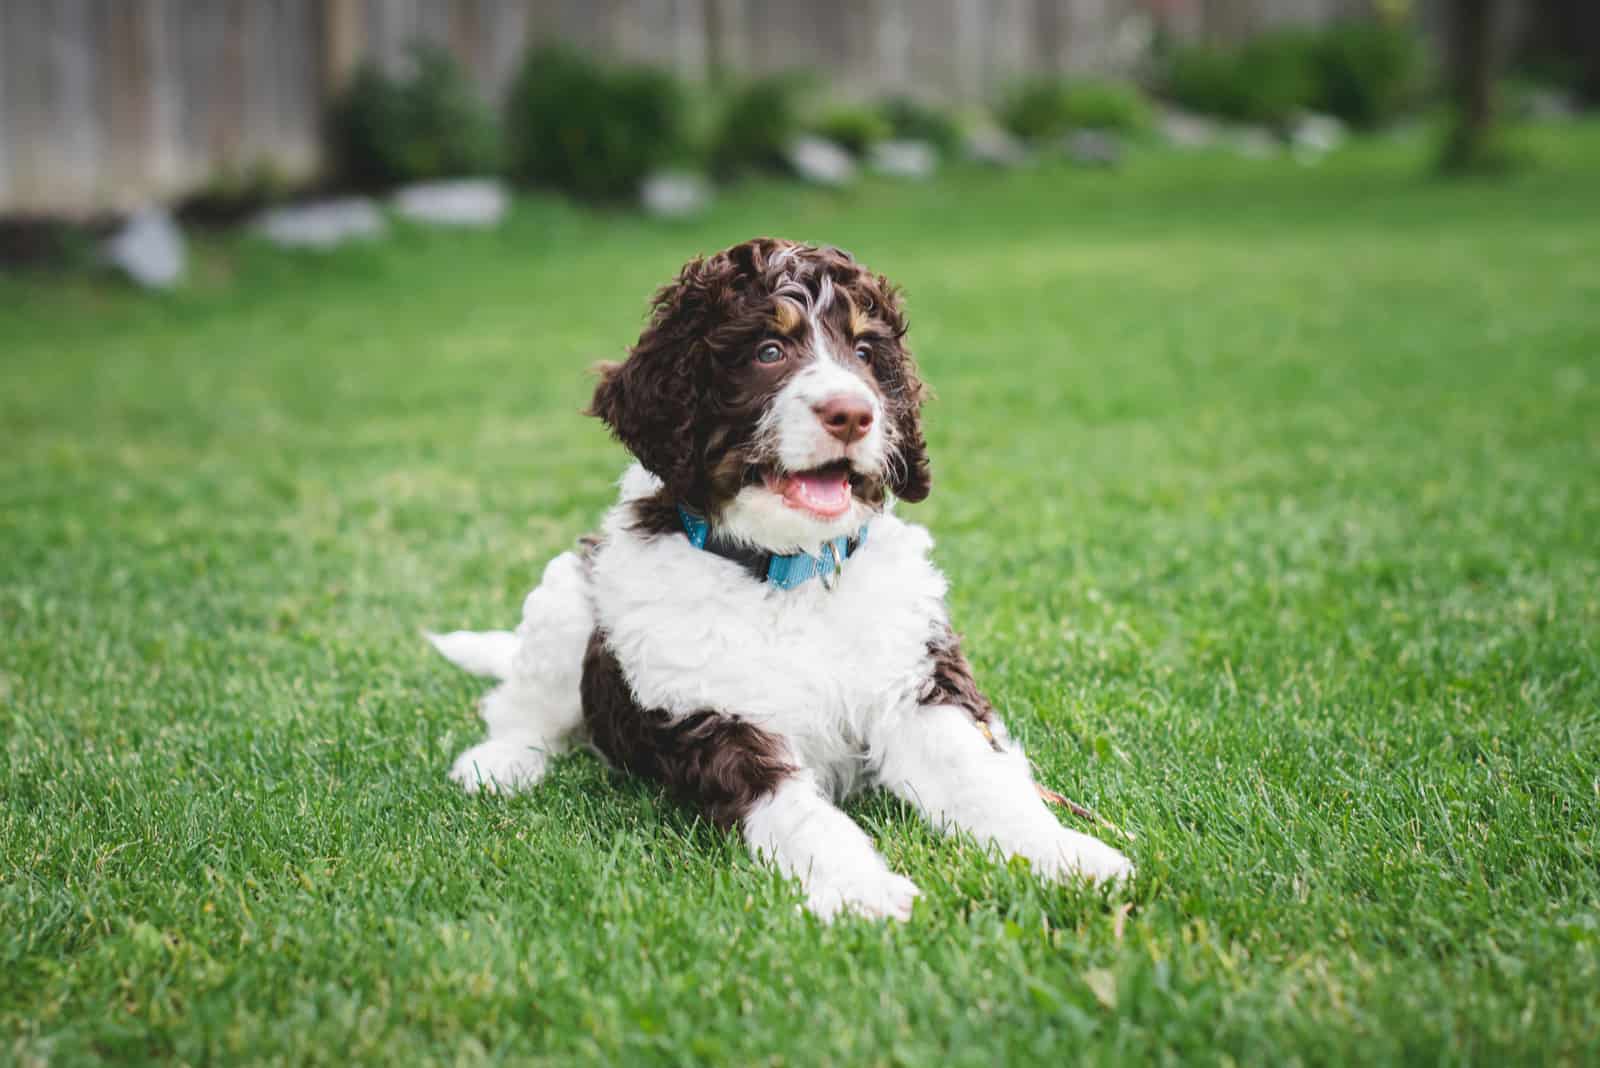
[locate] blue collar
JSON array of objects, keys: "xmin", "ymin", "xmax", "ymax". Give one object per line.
[{"xmin": 677, "ymin": 506, "xmax": 868, "ymax": 590}]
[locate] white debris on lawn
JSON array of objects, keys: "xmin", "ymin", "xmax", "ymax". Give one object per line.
[
  {"xmin": 1160, "ymin": 109, "xmax": 1221, "ymax": 150},
  {"xmin": 392, "ymin": 179, "xmax": 509, "ymax": 227},
  {"xmin": 640, "ymin": 172, "xmax": 712, "ymax": 218},
  {"xmin": 785, "ymin": 136, "xmax": 857, "ymax": 186},
  {"xmin": 255, "ymin": 198, "xmax": 387, "ymax": 249},
  {"xmin": 964, "ymin": 125, "xmax": 1029, "ymax": 167},
  {"xmin": 868, "ymin": 140, "xmax": 937, "ymax": 180},
  {"xmin": 103, "ymin": 209, "xmax": 185, "ymax": 289}
]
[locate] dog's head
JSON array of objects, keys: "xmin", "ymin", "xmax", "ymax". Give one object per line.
[{"xmin": 590, "ymin": 238, "xmax": 931, "ymax": 552}]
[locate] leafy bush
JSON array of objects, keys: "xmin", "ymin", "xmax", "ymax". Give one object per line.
[
  {"xmin": 707, "ymin": 75, "xmax": 807, "ymax": 178},
  {"xmin": 1165, "ymin": 23, "xmax": 1423, "ymax": 129},
  {"xmin": 330, "ymin": 45, "xmax": 500, "ymax": 190},
  {"xmin": 998, "ymin": 80, "xmax": 1068, "ymax": 140},
  {"xmin": 999, "ymin": 78, "xmax": 1153, "ymax": 141},
  {"xmin": 810, "ymin": 105, "xmax": 892, "ymax": 155},
  {"xmin": 1164, "ymin": 47, "xmax": 1241, "ymax": 122},
  {"xmin": 1307, "ymin": 22, "xmax": 1423, "ymax": 128},
  {"xmin": 1166, "ymin": 34, "xmax": 1317, "ymax": 127},
  {"xmin": 878, "ymin": 95, "xmax": 964, "ymax": 155},
  {"xmin": 330, "ymin": 67, "xmax": 406, "ymax": 187},
  {"xmin": 1058, "ymin": 80, "xmax": 1155, "ymax": 134},
  {"xmin": 505, "ymin": 46, "xmax": 688, "ymax": 200}
]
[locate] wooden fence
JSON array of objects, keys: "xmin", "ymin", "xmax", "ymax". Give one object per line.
[{"xmin": 0, "ymin": 0, "xmax": 1374, "ymax": 217}]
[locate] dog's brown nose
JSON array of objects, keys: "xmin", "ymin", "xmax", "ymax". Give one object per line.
[{"xmin": 814, "ymin": 395, "xmax": 874, "ymax": 444}]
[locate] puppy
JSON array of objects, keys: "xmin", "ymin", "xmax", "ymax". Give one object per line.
[{"xmin": 430, "ymin": 238, "xmax": 1133, "ymax": 920}]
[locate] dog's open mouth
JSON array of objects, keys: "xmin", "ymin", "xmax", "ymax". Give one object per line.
[{"xmin": 761, "ymin": 461, "xmax": 855, "ymax": 520}]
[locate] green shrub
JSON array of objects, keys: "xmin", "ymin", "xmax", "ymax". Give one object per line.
[
  {"xmin": 708, "ymin": 75, "xmax": 807, "ymax": 178},
  {"xmin": 330, "ymin": 45, "xmax": 500, "ymax": 190},
  {"xmin": 809, "ymin": 105, "xmax": 892, "ymax": 155},
  {"xmin": 999, "ymin": 78, "xmax": 1153, "ymax": 141},
  {"xmin": 504, "ymin": 46, "xmax": 688, "ymax": 200},
  {"xmin": 877, "ymin": 95, "xmax": 964, "ymax": 155},
  {"xmin": 1059, "ymin": 80, "xmax": 1155, "ymax": 133},
  {"xmin": 1163, "ymin": 47, "xmax": 1237, "ymax": 121},
  {"xmin": 331, "ymin": 66, "xmax": 407, "ymax": 188},
  {"xmin": 1000, "ymin": 79, "xmax": 1072, "ymax": 140},
  {"xmin": 1165, "ymin": 23, "xmax": 1423, "ymax": 129},
  {"xmin": 1307, "ymin": 22, "xmax": 1423, "ymax": 128},
  {"xmin": 1166, "ymin": 34, "xmax": 1318, "ymax": 127}
]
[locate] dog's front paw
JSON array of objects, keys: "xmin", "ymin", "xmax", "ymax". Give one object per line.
[
  {"xmin": 449, "ymin": 739, "xmax": 547, "ymax": 795},
  {"xmin": 804, "ymin": 869, "xmax": 921, "ymax": 923},
  {"xmin": 1027, "ymin": 828, "xmax": 1136, "ymax": 888}
]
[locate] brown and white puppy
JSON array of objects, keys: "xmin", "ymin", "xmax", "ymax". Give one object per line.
[{"xmin": 430, "ymin": 238, "xmax": 1133, "ymax": 921}]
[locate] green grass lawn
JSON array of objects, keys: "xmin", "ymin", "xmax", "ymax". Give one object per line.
[{"xmin": 4, "ymin": 125, "xmax": 1599, "ymax": 1066}]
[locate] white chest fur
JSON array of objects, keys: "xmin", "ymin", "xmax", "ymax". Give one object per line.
[{"xmin": 590, "ymin": 473, "xmax": 950, "ymax": 787}]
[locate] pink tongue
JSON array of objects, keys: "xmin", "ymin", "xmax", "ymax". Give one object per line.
[{"xmin": 781, "ymin": 471, "xmax": 852, "ymax": 517}]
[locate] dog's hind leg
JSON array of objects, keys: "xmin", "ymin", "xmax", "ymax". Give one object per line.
[{"xmin": 433, "ymin": 551, "xmax": 593, "ymax": 795}]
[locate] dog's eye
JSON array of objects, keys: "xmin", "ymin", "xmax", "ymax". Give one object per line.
[
  {"xmin": 853, "ymin": 343, "xmax": 873, "ymax": 363},
  {"xmin": 755, "ymin": 342, "xmax": 784, "ymax": 365}
]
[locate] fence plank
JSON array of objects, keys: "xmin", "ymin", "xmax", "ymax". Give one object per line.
[
  {"xmin": 324, "ymin": 0, "xmax": 365, "ymax": 99},
  {"xmin": 95, "ymin": 0, "xmax": 154, "ymax": 210},
  {"xmin": 10, "ymin": 0, "xmax": 102, "ymax": 215},
  {"xmin": 480, "ymin": 0, "xmax": 529, "ymax": 101},
  {"xmin": 0, "ymin": 2, "xmax": 13, "ymax": 207}
]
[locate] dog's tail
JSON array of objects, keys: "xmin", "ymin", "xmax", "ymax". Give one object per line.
[{"xmin": 426, "ymin": 628, "xmax": 518, "ymax": 680}]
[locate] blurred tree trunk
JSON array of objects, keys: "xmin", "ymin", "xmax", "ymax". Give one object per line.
[
  {"xmin": 1576, "ymin": 2, "xmax": 1600, "ymax": 107},
  {"xmin": 1439, "ymin": 0, "xmax": 1506, "ymax": 171},
  {"xmin": 1520, "ymin": 0, "xmax": 1598, "ymax": 108}
]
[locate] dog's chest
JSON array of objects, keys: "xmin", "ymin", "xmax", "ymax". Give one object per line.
[{"xmin": 593, "ymin": 515, "xmax": 949, "ymax": 740}]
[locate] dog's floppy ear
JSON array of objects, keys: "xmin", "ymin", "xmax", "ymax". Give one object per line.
[
  {"xmin": 864, "ymin": 277, "xmax": 932, "ymax": 503},
  {"xmin": 887, "ymin": 369, "xmax": 932, "ymax": 503},
  {"xmin": 589, "ymin": 257, "xmax": 719, "ymax": 500},
  {"xmin": 888, "ymin": 380, "xmax": 932, "ymax": 503}
]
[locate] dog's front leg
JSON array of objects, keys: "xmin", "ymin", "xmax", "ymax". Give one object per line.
[
  {"xmin": 582, "ymin": 639, "xmax": 917, "ymax": 922},
  {"xmin": 875, "ymin": 703, "xmax": 1135, "ymax": 886},
  {"xmin": 744, "ymin": 774, "xmax": 921, "ymax": 923}
]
